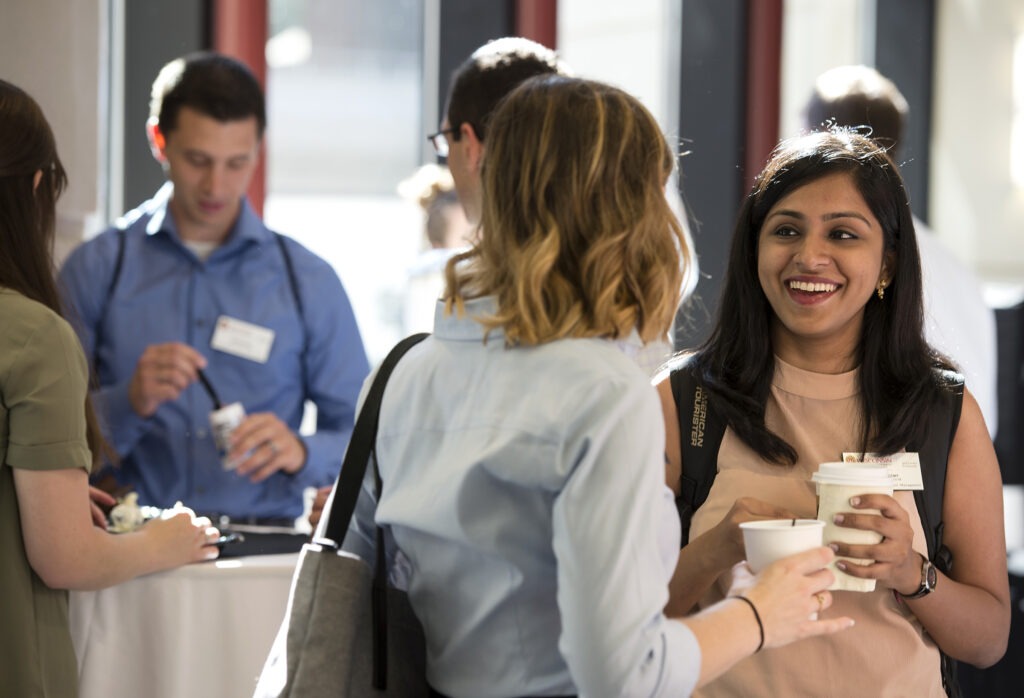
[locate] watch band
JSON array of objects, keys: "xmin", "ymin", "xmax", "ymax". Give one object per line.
[{"xmin": 901, "ymin": 555, "xmax": 937, "ymax": 599}]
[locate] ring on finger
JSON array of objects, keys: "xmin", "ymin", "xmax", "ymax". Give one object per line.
[
  {"xmin": 266, "ymin": 440, "xmax": 279, "ymax": 456},
  {"xmin": 815, "ymin": 592, "xmax": 827, "ymax": 613}
]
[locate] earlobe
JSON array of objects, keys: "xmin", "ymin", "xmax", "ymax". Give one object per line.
[
  {"xmin": 881, "ymin": 252, "xmax": 897, "ymax": 287},
  {"xmin": 146, "ymin": 117, "xmax": 167, "ymax": 163}
]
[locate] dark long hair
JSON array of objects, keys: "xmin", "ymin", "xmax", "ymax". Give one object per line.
[
  {"xmin": 693, "ymin": 129, "xmax": 955, "ymax": 464},
  {"xmin": 0, "ymin": 79, "xmax": 107, "ymax": 467}
]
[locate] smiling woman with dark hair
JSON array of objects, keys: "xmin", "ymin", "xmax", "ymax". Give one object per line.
[{"xmin": 658, "ymin": 129, "xmax": 1009, "ymax": 697}]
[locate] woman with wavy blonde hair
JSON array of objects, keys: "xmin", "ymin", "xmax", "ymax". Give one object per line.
[
  {"xmin": 444, "ymin": 75, "xmax": 684, "ymax": 347},
  {"xmin": 343, "ymin": 75, "xmax": 851, "ymax": 697}
]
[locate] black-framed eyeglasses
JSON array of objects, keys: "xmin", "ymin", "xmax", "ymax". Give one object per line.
[{"xmin": 427, "ymin": 127, "xmax": 459, "ymax": 157}]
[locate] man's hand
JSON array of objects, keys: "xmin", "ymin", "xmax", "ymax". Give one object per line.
[
  {"xmin": 230, "ymin": 412, "xmax": 307, "ymax": 482},
  {"xmin": 129, "ymin": 342, "xmax": 207, "ymax": 417},
  {"xmin": 308, "ymin": 485, "xmax": 332, "ymax": 529}
]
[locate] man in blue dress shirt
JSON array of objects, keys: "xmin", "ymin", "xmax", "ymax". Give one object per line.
[{"xmin": 60, "ymin": 52, "xmax": 369, "ymax": 523}]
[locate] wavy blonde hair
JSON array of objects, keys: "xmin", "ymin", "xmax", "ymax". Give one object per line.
[{"xmin": 444, "ymin": 75, "xmax": 689, "ymax": 345}]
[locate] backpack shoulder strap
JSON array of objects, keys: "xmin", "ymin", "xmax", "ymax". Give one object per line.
[
  {"xmin": 274, "ymin": 232, "xmax": 309, "ymax": 391},
  {"xmin": 910, "ymin": 369, "xmax": 964, "ymax": 572},
  {"xmin": 669, "ymin": 358, "xmax": 728, "ymax": 548},
  {"xmin": 93, "ymin": 226, "xmax": 127, "ymax": 374},
  {"xmin": 273, "ymin": 232, "xmax": 306, "ymax": 326}
]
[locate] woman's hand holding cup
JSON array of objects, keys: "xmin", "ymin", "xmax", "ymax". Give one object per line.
[
  {"xmin": 829, "ymin": 493, "xmax": 921, "ymax": 594},
  {"xmin": 728, "ymin": 547, "xmax": 855, "ymax": 650}
]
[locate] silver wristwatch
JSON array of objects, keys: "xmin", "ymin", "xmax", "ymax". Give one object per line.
[{"xmin": 902, "ymin": 555, "xmax": 937, "ymax": 599}]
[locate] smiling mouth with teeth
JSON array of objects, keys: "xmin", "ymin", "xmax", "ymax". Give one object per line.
[{"xmin": 788, "ymin": 280, "xmax": 839, "ymax": 293}]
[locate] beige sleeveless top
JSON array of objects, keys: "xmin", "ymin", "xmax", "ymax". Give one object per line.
[{"xmin": 690, "ymin": 357, "xmax": 943, "ymax": 698}]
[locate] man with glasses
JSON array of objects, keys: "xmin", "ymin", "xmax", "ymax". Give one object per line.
[
  {"xmin": 308, "ymin": 38, "xmax": 565, "ymax": 529},
  {"xmin": 433, "ymin": 37, "xmax": 692, "ymax": 367},
  {"xmin": 60, "ymin": 52, "xmax": 370, "ymax": 526},
  {"xmin": 429, "ymin": 37, "xmax": 567, "ymax": 225}
]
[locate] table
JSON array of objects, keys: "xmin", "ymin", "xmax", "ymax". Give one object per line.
[{"xmin": 70, "ymin": 553, "xmax": 298, "ymax": 698}]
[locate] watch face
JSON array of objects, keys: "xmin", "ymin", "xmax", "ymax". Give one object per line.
[{"xmin": 925, "ymin": 561, "xmax": 937, "ymax": 589}]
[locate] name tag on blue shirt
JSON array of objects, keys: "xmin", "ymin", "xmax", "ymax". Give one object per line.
[{"xmin": 211, "ymin": 315, "xmax": 275, "ymax": 363}]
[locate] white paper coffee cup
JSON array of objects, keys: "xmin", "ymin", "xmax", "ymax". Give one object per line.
[
  {"xmin": 209, "ymin": 402, "xmax": 246, "ymax": 470},
  {"xmin": 740, "ymin": 519, "xmax": 826, "ymax": 573},
  {"xmin": 812, "ymin": 462, "xmax": 895, "ymax": 592}
]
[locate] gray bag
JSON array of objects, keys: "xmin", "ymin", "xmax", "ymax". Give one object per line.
[{"xmin": 255, "ymin": 334, "xmax": 430, "ymax": 697}]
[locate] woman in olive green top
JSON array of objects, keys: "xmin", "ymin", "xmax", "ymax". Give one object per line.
[{"xmin": 0, "ymin": 80, "xmax": 222, "ymax": 697}]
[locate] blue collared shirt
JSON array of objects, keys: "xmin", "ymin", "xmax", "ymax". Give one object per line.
[
  {"xmin": 342, "ymin": 297, "xmax": 701, "ymax": 697},
  {"xmin": 59, "ymin": 184, "xmax": 370, "ymax": 519}
]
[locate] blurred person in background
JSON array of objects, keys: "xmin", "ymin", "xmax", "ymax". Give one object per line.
[
  {"xmin": 59, "ymin": 52, "xmax": 369, "ymax": 526},
  {"xmin": 399, "ymin": 163, "xmax": 475, "ymax": 335},
  {"xmin": 309, "ymin": 165, "xmax": 473, "ymax": 529}
]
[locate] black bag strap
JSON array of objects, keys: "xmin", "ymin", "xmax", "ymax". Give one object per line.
[
  {"xmin": 320, "ymin": 332, "xmax": 430, "ymax": 544},
  {"xmin": 316, "ymin": 332, "xmax": 428, "ymax": 691},
  {"xmin": 669, "ymin": 360, "xmax": 728, "ymax": 548}
]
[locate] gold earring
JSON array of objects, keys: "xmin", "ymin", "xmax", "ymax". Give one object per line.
[{"xmin": 876, "ymin": 280, "xmax": 887, "ymax": 300}]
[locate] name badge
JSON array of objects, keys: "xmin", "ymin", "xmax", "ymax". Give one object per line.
[
  {"xmin": 210, "ymin": 315, "xmax": 275, "ymax": 364},
  {"xmin": 841, "ymin": 451, "xmax": 924, "ymax": 490}
]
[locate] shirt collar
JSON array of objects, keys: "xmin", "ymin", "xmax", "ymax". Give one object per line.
[
  {"xmin": 432, "ymin": 297, "xmax": 659, "ymax": 369},
  {"xmin": 144, "ymin": 182, "xmax": 270, "ymax": 249},
  {"xmin": 433, "ymin": 296, "xmax": 505, "ymax": 342},
  {"xmin": 773, "ymin": 355, "xmax": 860, "ymax": 400}
]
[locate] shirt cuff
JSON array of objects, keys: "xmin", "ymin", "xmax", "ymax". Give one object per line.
[
  {"xmin": 658, "ymin": 619, "xmax": 702, "ymax": 697},
  {"xmin": 287, "ymin": 431, "xmax": 344, "ymax": 489}
]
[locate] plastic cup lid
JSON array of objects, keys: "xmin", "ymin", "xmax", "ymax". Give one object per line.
[{"xmin": 810, "ymin": 461, "xmax": 895, "ymax": 486}]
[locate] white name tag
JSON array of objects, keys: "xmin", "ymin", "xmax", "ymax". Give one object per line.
[
  {"xmin": 841, "ymin": 451, "xmax": 924, "ymax": 490},
  {"xmin": 210, "ymin": 315, "xmax": 275, "ymax": 364}
]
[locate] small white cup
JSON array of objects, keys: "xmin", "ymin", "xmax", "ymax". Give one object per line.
[
  {"xmin": 812, "ymin": 462, "xmax": 896, "ymax": 592},
  {"xmin": 209, "ymin": 402, "xmax": 246, "ymax": 470},
  {"xmin": 740, "ymin": 519, "xmax": 826, "ymax": 573}
]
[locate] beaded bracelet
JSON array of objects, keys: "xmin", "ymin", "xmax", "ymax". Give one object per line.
[{"xmin": 733, "ymin": 595, "xmax": 765, "ymax": 652}]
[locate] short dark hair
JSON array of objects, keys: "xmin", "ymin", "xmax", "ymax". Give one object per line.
[
  {"xmin": 444, "ymin": 37, "xmax": 564, "ymax": 142},
  {"xmin": 150, "ymin": 51, "xmax": 266, "ymax": 137},
  {"xmin": 695, "ymin": 129, "xmax": 953, "ymax": 465},
  {"xmin": 803, "ymin": 65, "xmax": 908, "ymax": 156}
]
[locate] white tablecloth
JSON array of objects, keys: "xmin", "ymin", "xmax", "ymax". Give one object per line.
[{"xmin": 70, "ymin": 553, "xmax": 298, "ymax": 698}]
